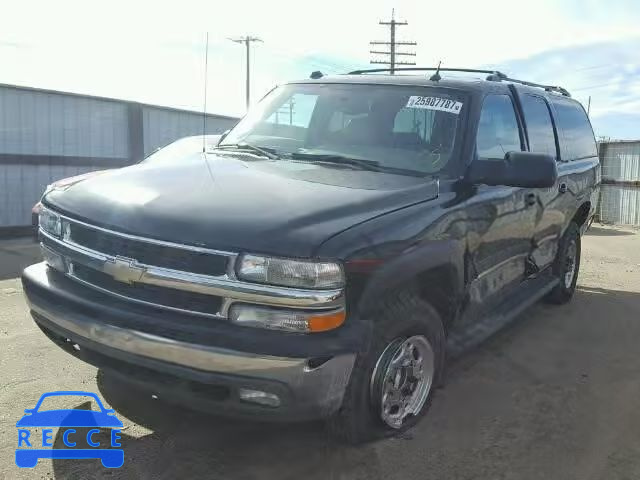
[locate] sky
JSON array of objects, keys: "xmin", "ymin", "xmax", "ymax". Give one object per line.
[{"xmin": 1, "ymin": 0, "xmax": 639, "ymax": 139}]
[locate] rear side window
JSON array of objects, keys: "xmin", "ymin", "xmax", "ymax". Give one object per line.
[
  {"xmin": 550, "ymin": 98, "xmax": 597, "ymax": 160},
  {"xmin": 521, "ymin": 94, "xmax": 558, "ymax": 159},
  {"xmin": 476, "ymin": 94, "xmax": 523, "ymax": 160}
]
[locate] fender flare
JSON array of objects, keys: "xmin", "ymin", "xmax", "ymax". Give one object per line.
[{"xmin": 356, "ymin": 239, "xmax": 466, "ymax": 316}]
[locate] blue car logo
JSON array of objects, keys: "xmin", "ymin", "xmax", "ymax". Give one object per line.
[{"xmin": 16, "ymin": 391, "xmax": 124, "ymax": 468}]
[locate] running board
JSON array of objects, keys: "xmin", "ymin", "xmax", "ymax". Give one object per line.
[{"xmin": 446, "ymin": 275, "xmax": 560, "ymax": 357}]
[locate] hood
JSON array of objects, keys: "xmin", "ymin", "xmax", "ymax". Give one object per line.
[
  {"xmin": 51, "ymin": 170, "xmax": 109, "ymax": 190},
  {"xmin": 33, "ymin": 170, "xmax": 109, "ymax": 214},
  {"xmin": 45, "ymin": 154, "xmax": 438, "ymax": 257}
]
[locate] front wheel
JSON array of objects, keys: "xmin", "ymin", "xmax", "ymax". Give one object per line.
[
  {"xmin": 329, "ymin": 289, "xmax": 445, "ymax": 443},
  {"xmin": 546, "ymin": 222, "xmax": 581, "ymax": 304}
]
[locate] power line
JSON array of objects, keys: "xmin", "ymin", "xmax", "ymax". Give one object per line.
[
  {"xmin": 229, "ymin": 36, "xmax": 263, "ymax": 109},
  {"xmin": 369, "ymin": 9, "xmax": 417, "ymax": 74},
  {"xmin": 572, "ymin": 79, "xmax": 640, "ymax": 92},
  {"xmin": 262, "ymin": 44, "xmax": 348, "ymax": 75}
]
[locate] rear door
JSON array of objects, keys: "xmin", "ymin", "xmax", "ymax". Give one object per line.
[
  {"xmin": 548, "ymin": 97, "xmax": 600, "ymax": 234},
  {"xmin": 517, "ymin": 92, "xmax": 563, "ymax": 270}
]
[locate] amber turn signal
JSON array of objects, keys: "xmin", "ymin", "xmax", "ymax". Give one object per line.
[{"xmin": 308, "ymin": 310, "xmax": 346, "ymax": 332}]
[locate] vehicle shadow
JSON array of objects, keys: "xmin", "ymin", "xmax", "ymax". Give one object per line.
[
  {"xmin": 50, "ymin": 371, "xmax": 381, "ymax": 479},
  {"xmin": 49, "ymin": 286, "xmax": 640, "ymax": 480}
]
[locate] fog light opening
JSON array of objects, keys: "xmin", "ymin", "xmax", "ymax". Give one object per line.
[
  {"xmin": 41, "ymin": 244, "xmax": 66, "ymax": 272},
  {"xmin": 238, "ymin": 388, "xmax": 281, "ymax": 408},
  {"xmin": 306, "ymin": 355, "xmax": 333, "ymax": 370}
]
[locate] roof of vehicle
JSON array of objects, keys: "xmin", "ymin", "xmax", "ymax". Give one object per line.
[
  {"xmin": 289, "ymin": 74, "xmax": 488, "ymax": 90},
  {"xmin": 288, "ymin": 71, "xmax": 574, "ymax": 101}
]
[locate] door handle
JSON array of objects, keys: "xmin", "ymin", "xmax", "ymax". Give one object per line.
[
  {"xmin": 525, "ymin": 192, "xmax": 537, "ymax": 207},
  {"xmin": 559, "ymin": 182, "xmax": 568, "ymax": 194}
]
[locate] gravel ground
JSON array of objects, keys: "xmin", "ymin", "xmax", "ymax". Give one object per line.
[{"xmin": 1, "ymin": 225, "xmax": 639, "ymax": 480}]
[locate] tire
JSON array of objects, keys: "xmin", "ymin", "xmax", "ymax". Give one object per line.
[
  {"xmin": 329, "ymin": 287, "xmax": 446, "ymax": 444},
  {"xmin": 546, "ymin": 221, "xmax": 581, "ymax": 305}
]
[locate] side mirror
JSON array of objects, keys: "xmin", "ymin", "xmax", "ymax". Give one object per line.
[
  {"xmin": 217, "ymin": 130, "xmax": 230, "ymax": 145},
  {"xmin": 466, "ymin": 151, "xmax": 558, "ymax": 188}
]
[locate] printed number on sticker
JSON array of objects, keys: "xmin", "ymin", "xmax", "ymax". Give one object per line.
[{"xmin": 406, "ymin": 96, "xmax": 463, "ymax": 114}]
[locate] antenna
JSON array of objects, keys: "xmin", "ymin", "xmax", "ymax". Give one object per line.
[
  {"xmin": 202, "ymin": 32, "xmax": 209, "ymax": 153},
  {"xmin": 429, "ymin": 61, "xmax": 442, "ymax": 81}
]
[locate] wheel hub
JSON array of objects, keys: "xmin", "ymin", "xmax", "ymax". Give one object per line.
[{"xmin": 371, "ymin": 335, "xmax": 435, "ymax": 429}]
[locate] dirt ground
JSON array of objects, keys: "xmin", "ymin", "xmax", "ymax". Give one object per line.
[{"xmin": 1, "ymin": 225, "xmax": 639, "ymax": 480}]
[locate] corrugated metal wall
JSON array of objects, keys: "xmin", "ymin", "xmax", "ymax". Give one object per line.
[
  {"xmin": 0, "ymin": 88, "xmax": 129, "ymax": 158},
  {"xmin": 0, "ymin": 83, "xmax": 238, "ymax": 230},
  {"xmin": 1, "ymin": 164, "xmax": 102, "ymax": 228},
  {"xmin": 598, "ymin": 141, "xmax": 640, "ymax": 226},
  {"xmin": 142, "ymin": 106, "xmax": 230, "ymax": 156}
]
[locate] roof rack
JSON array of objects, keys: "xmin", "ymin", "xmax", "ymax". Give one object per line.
[
  {"xmin": 499, "ymin": 76, "xmax": 571, "ymax": 97},
  {"xmin": 346, "ymin": 67, "xmax": 571, "ymax": 97},
  {"xmin": 348, "ymin": 67, "xmax": 508, "ymax": 77}
]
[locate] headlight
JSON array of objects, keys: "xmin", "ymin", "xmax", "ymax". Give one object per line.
[
  {"xmin": 236, "ymin": 255, "xmax": 344, "ymax": 289},
  {"xmin": 39, "ymin": 207, "xmax": 62, "ymax": 237},
  {"xmin": 229, "ymin": 304, "xmax": 346, "ymax": 333}
]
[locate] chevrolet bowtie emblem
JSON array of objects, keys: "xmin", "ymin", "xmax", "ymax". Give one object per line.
[{"xmin": 103, "ymin": 257, "xmax": 146, "ymax": 284}]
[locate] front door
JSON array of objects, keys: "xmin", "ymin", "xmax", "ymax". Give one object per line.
[{"xmin": 463, "ymin": 93, "xmax": 538, "ymax": 319}]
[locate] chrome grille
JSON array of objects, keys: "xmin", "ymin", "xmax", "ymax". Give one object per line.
[
  {"xmin": 71, "ymin": 263, "xmax": 223, "ymax": 316},
  {"xmin": 39, "ymin": 211, "xmax": 345, "ymax": 319},
  {"xmin": 68, "ymin": 222, "xmax": 228, "ymax": 277}
]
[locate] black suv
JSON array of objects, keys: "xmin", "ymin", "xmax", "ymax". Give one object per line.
[{"xmin": 23, "ymin": 67, "xmax": 600, "ymax": 442}]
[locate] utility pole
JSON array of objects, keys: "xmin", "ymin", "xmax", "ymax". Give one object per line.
[
  {"xmin": 275, "ymin": 98, "xmax": 295, "ymax": 125},
  {"xmin": 370, "ymin": 9, "xmax": 416, "ymax": 74},
  {"xmin": 587, "ymin": 96, "xmax": 591, "ymax": 116},
  {"xmin": 288, "ymin": 97, "xmax": 295, "ymax": 125},
  {"xmin": 229, "ymin": 36, "xmax": 262, "ymax": 108}
]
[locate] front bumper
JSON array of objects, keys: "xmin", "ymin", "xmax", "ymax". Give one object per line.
[{"xmin": 22, "ymin": 262, "xmax": 359, "ymax": 421}]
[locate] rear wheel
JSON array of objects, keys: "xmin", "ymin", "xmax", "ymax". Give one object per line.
[
  {"xmin": 546, "ymin": 222, "xmax": 581, "ymax": 304},
  {"xmin": 329, "ymin": 288, "xmax": 445, "ymax": 443}
]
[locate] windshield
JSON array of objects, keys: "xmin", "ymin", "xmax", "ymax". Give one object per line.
[{"xmin": 220, "ymin": 83, "xmax": 465, "ymax": 176}]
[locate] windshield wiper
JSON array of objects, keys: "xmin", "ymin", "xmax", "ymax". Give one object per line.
[
  {"xmin": 214, "ymin": 143, "xmax": 280, "ymax": 160},
  {"xmin": 288, "ymin": 153, "xmax": 383, "ymax": 172}
]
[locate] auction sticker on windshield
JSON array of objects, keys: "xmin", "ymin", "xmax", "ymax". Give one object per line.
[{"xmin": 406, "ymin": 96, "xmax": 463, "ymax": 114}]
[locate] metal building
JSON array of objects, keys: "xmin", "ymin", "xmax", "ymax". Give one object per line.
[
  {"xmin": 0, "ymin": 83, "xmax": 238, "ymax": 233},
  {"xmin": 598, "ymin": 140, "xmax": 640, "ymax": 227}
]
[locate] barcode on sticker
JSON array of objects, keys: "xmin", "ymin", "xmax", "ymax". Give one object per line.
[{"xmin": 406, "ymin": 96, "xmax": 463, "ymax": 114}]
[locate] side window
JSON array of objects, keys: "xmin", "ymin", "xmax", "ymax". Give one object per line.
[
  {"xmin": 476, "ymin": 94, "xmax": 523, "ymax": 160},
  {"xmin": 521, "ymin": 94, "xmax": 558, "ymax": 159},
  {"xmin": 550, "ymin": 98, "xmax": 597, "ymax": 160}
]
